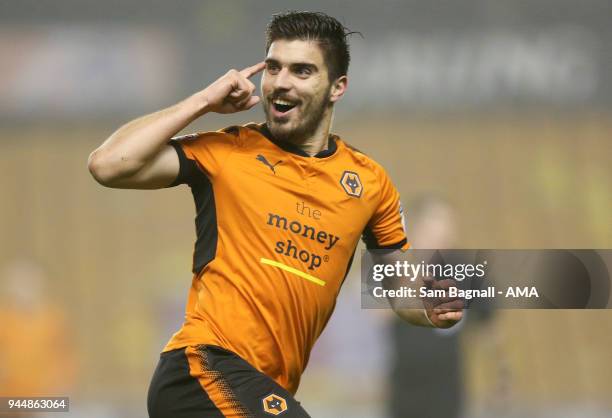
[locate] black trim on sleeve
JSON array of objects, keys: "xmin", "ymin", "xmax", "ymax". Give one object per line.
[
  {"xmin": 166, "ymin": 140, "xmax": 219, "ymax": 275},
  {"xmin": 362, "ymin": 226, "xmax": 407, "ymax": 250},
  {"xmin": 378, "ymin": 238, "xmax": 408, "ymax": 250},
  {"xmin": 361, "ymin": 226, "xmax": 379, "ymax": 249},
  {"xmin": 166, "ymin": 140, "xmax": 201, "ymax": 187},
  {"xmin": 190, "ymin": 174, "xmax": 218, "ymax": 275}
]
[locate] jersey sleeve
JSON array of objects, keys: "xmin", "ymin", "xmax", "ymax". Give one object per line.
[
  {"xmin": 166, "ymin": 128, "xmax": 240, "ymax": 186},
  {"xmin": 362, "ymin": 166, "xmax": 410, "ymax": 250}
]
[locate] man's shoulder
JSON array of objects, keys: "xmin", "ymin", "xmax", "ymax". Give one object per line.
[
  {"xmin": 217, "ymin": 123, "xmax": 267, "ymax": 137},
  {"xmin": 335, "ymin": 136, "xmax": 387, "ymax": 176},
  {"xmin": 219, "ymin": 122, "xmax": 269, "ymax": 145},
  {"xmin": 171, "ymin": 125, "xmax": 253, "ymax": 148},
  {"xmin": 171, "ymin": 127, "xmax": 234, "ymax": 142}
]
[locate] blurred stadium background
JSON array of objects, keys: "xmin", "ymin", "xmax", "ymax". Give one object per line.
[{"xmin": 0, "ymin": 1, "xmax": 610, "ymax": 417}]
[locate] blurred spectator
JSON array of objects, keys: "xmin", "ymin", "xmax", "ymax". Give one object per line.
[
  {"xmin": 0, "ymin": 259, "xmax": 77, "ymax": 399},
  {"xmin": 388, "ymin": 195, "xmax": 491, "ymax": 418}
]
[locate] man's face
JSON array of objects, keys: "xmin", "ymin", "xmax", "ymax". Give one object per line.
[{"xmin": 261, "ymin": 39, "xmax": 333, "ymax": 143}]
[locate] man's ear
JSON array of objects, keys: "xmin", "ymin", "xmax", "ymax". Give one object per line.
[{"xmin": 329, "ymin": 75, "xmax": 348, "ymax": 104}]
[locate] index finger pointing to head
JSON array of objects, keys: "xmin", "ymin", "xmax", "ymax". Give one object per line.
[{"xmin": 240, "ymin": 61, "xmax": 266, "ymax": 79}]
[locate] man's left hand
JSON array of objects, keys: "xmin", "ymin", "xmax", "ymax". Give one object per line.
[{"xmin": 422, "ymin": 278, "xmax": 464, "ymax": 328}]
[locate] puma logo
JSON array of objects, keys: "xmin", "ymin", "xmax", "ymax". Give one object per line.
[{"xmin": 256, "ymin": 154, "xmax": 283, "ymax": 174}]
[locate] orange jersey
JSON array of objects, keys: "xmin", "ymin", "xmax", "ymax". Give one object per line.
[{"xmin": 164, "ymin": 123, "xmax": 408, "ymax": 394}]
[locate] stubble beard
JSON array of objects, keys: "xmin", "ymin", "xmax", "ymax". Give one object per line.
[{"xmin": 264, "ymin": 88, "xmax": 331, "ymax": 144}]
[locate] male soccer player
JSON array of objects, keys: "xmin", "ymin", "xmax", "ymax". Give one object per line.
[{"xmin": 88, "ymin": 11, "xmax": 462, "ymax": 418}]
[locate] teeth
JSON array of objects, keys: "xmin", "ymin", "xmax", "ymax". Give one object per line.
[{"xmin": 273, "ymin": 99, "xmax": 294, "ymax": 106}]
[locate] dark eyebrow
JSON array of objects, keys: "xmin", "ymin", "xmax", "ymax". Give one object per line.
[
  {"xmin": 291, "ymin": 63, "xmax": 318, "ymax": 72},
  {"xmin": 264, "ymin": 58, "xmax": 318, "ymax": 72}
]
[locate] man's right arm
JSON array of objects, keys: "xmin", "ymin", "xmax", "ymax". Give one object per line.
[{"xmin": 87, "ymin": 62, "xmax": 265, "ymax": 189}]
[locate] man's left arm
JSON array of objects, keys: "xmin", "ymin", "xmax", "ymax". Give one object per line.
[
  {"xmin": 364, "ymin": 166, "xmax": 462, "ymax": 328},
  {"xmin": 377, "ymin": 250, "xmax": 464, "ymax": 328}
]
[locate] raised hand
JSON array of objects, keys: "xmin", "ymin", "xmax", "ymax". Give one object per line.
[{"xmin": 200, "ymin": 62, "xmax": 266, "ymax": 114}]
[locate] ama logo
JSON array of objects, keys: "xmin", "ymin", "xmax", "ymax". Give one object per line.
[{"xmin": 340, "ymin": 170, "xmax": 363, "ymax": 197}]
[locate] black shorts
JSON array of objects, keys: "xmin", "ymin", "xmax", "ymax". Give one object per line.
[{"xmin": 147, "ymin": 345, "xmax": 310, "ymax": 418}]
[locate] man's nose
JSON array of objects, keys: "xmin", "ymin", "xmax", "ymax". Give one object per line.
[{"xmin": 272, "ymin": 68, "xmax": 292, "ymax": 90}]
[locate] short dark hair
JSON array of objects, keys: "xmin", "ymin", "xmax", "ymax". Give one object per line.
[{"xmin": 265, "ymin": 11, "xmax": 356, "ymax": 82}]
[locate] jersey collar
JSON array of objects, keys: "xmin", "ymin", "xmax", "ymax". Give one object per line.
[{"xmin": 258, "ymin": 123, "xmax": 338, "ymax": 158}]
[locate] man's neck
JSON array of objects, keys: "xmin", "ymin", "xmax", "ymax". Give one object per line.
[
  {"xmin": 297, "ymin": 129, "xmax": 329, "ymax": 157},
  {"xmin": 290, "ymin": 111, "xmax": 333, "ymax": 157}
]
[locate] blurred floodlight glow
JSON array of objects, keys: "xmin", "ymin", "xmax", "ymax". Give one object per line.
[
  {"xmin": 350, "ymin": 26, "xmax": 599, "ymax": 108},
  {"xmin": 0, "ymin": 26, "xmax": 180, "ymax": 117}
]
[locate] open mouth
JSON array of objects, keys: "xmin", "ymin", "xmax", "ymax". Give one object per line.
[{"xmin": 272, "ymin": 99, "xmax": 298, "ymax": 114}]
